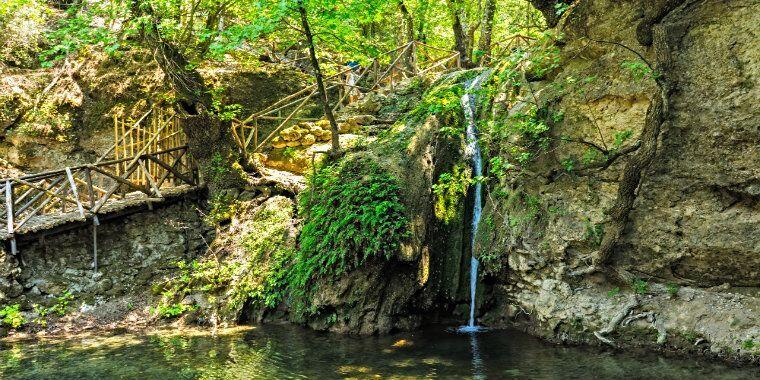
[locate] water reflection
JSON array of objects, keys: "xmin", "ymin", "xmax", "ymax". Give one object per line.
[
  {"xmin": 469, "ymin": 332, "xmax": 486, "ymax": 380},
  {"xmin": 0, "ymin": 325, "xmax": 757, "ymax": 379}
]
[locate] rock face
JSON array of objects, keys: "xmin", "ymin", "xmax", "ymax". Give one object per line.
[
  {"xmin": 0, "ymin": 198, "xmax": 209, "ymax": 310},
  {"xmin": 476, "ymin": 0, "xmax": 760, "ymax": 362},
  {"xmin": 0, "ymin": 51, "xmax": 307, "ymax": 174},
  {"xmin": 300, "ymin": 108, "xmax": 471, "ymax": 334}
]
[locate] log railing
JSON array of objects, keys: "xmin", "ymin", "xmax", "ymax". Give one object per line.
[
  {"xmin": 231, "ymin": 41, "xmax": 461, "ymax": 153},
  {"xmin": 0, "ymin": 146, "xmax": 197, "ymax": 242}
]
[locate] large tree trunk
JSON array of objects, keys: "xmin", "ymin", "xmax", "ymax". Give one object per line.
[
  {"xmin": 528, "ymin": 0, "xmax": 563, "ymax": 27},
  {"xmin": 447, "ymin": 0, "xmax": 472, "ymax": 68},
  {"xmin": 477, "ymin": 0, "xmax": 496, "ymax": 65},
  {"xmin": 398, "ymin": 1, "xmax": 416, "ymax": 73},
  {"xmin": 132, "ymin": 0, "xmax": 246, "ymax": 196},
  {"xmin": 298, "ymin": 0, "xmax": 340, "ymax": 155},
  {"xmin": 448, "ymin": 0, "xmax": 474, "ymax": 68},
  {"xmin": 416, "ymin": 0, "xmax": 429, "ymax": 43}
]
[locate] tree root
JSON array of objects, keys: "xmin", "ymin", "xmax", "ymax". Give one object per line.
[
  {"xmin": 595, "ymin": 298, "xmax": 669, "ymax": 347},
  {"xmin": 594, "ymin": 297, "xmax": 639, "ymax": 346},
  {"xmin": 622, "ymin": 311, "xmax": 668, "ymax": 345}
]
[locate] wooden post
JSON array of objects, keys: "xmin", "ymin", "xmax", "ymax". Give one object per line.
[
  {"xmin": 84, "ymin": 167, "xmax": 95, "ymax": 209},
  {"xmin": 65, "ymin": 167, "xmax": 86, "ymax": 219},
  {"xmin": 5, "ymin": 180, "xmax": 13, "ymax": 236},
  {"xmin": 92, "ymin": 215, "xmax": 99, "ymax": 273}
]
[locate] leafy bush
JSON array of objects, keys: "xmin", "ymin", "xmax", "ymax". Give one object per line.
[
  {"xmin": 151, "ymin": 303, "xmax": 197, "ymax": 319},
  {"xmin": 631, "ymin": 279, "xmax": 649, "ymax": 294},
  {"xmin": 294, "ymin": 157, "xmax": 410, "ymax": 290},
  {"xmin": 407, "ymin": 82, "xmax": 464, "ymax": 126},
  {"xmin": 0, "ymin": 304, "xmax": 25, "ymax": 329}
]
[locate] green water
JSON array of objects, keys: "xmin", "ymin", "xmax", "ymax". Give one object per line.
[{"xmin": 1, "ymin": 325, "xmax": 757, "ymax": 379}]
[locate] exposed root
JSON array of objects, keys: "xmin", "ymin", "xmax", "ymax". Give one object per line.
[
  {"xmin": 594, "ymin": 297, "xmax": 639, "ymax": 346},
  {"xmin": 622, "ymin": 310, "xmax": 668, "ymax": 345}
]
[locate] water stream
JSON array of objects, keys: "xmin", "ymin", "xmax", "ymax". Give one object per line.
[{"xmin": 460, "ymin": 71, "xmax": 490, "ymax": 332}]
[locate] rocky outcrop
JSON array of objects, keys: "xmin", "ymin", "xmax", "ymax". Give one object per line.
[
  {"xmin": 476, "ymin": 0, "xmax": 759, "ymax": 363},
  {"xmin": 296, "ymin": 79, "xmax": 473, "ymax": 333},
  {"xmin": 0, "ymin": 197, "xmax": 209, "ymax": 315},
  {"xmin": 0, "ymin": 50, "xmax": 307, "ymax": 174}
]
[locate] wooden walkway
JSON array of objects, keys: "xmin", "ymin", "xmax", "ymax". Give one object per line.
[
  {"xmin": 1, "ymin": 109, "xmax": 198, "ymax": 264},
  {"xmin": 0, "ymin": 41, "xmax": 460, "ymax": 256},
  {"xmin": 231, "ymin": 41, "xmax": 461, "ymax": 153}
]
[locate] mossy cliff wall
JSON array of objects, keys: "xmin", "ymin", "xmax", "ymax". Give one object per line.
[
  {"xmin": 296, "ymin": 111, "xmax": 473, "ymax": 334},
  {"xmin": 475, "ymin": 0, "xmax": 759, "ymax": 363}
]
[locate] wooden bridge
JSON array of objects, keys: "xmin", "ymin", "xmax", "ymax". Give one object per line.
[
  {"xmin": 231, "ymin": 41, "xmax": 461, "ymax": 153},
  {"xmin": 0, "ymin": 41, "xmax": 461, "ymax": 260},
  {"xmin": 1, "ymin": 108, "xmax": 198, "ymax": 266}
]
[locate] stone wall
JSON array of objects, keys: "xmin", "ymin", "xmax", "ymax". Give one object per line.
[{"xmin": 0, "ymin": 197, "xmax": 210, "ymax": 310}]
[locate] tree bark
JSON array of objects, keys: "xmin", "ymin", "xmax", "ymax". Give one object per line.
[
  {"xmin": 297, "ymin": 0, "xmax": 340, "ymax": 155},
  {"xmin": 416, "ymin": 0, "xmax": 429, "ymax": 43},
  {"xmin": 477, "ymin": 0, "xmax": 496, "ymax": 65},
  {"xmin": 528, "ymin": 0, "xmax": 563, "ymax": 27},
  {"xmin": 398, "ymin": 0, "xmax": 415, "ymax": 72},
  {"xmin": 446, "ymin": 0, "xmax": 472, "ymax": 68},
  {"xmin": 131, "ymin": 0, "xmax": 247, "ymax": 195}
]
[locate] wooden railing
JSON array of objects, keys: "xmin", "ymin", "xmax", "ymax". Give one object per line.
[
  {"xmin": 0, "ymin": 146, "xmax": 196, "ymax": 249},
  {"xmin": 231, "ymin": 41, "xmax": 460, "ymax": 153}
]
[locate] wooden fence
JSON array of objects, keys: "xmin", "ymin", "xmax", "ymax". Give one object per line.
[
  {"xmin": 231, "ymin": 41, "xmax": 461, "ymax": 153},
  {"xmin": 0, "ymin": 146, "xmax": 196, "ymax": 244}
]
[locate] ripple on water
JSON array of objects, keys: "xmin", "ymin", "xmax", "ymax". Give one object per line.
[{"xmin": 1, "ymin": 325, "xmax": 758, "ymax": 380}]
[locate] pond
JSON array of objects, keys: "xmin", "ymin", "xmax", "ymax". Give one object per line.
[{"xmin": 1, "ymin": 325, "xmax": 757, "ymax": 379}]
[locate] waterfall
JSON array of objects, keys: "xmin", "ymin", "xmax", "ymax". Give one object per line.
[{"xmin": 459, "ymin": 71, "xmax": 490, "ymax": 332}]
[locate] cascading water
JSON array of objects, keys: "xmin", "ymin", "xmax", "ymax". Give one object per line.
[{"xmin": 459, "ymin": 71, "xmax": 490, "ymax": 333}]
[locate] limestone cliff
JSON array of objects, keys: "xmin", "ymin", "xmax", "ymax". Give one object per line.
[{"xmin": 476, "ymin": 0, "xmax": 759, "ymax": 363}]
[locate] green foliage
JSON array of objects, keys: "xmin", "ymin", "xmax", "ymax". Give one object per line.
[
  {"xmin": 25, "ymin": 292, "xmax": 74, "ymax": 328},
  {"xmin": 205, "ymin": 193, "xmax": 239, "ymax": 225},
  {"xmin": 554, "ymin": 2, "xmax": 570, "ymax": 16},
  {"xmin": 584, "ymin": 219, "xmax": 604, "ymax": 246},
  {"xmin": 409, "ymin": 83, "xmax": 465, "ymax": 127},
  {"xmin": 631, "ymin": 279, "xmax": 649, "ymax": 295},
  {"xmin": 432, "ymin": 164, "xmax": 472, "ymax": 224},
  {"xmin": 40, "ymin": 4, "xmax": 118, "ymax": 67},
  {"xmin": 666, "ymin": 282, "xmax": 679, "ymax": 297},
  {"xmin": 281, "ymin": 147, "xmax": 300, "ymax": 159},
  {"xmin": 607, "ymin": 287, "xmax": 621, "ymax": 298},
  {"xmin": 151, "ymin": 303, "xmax": 197, "ymax": 319},
  {"xmin": 561, "ymin": 158, "xmax": 575, "ymax": 173},
  {"xmin": 612, "ymin": 130, "xmax": 633, "ymax": 150},
  {"xmin": 742, "ymin": 340, "xmax": 756, "ymax": 350},
  {"xmin": 621, "ymin": 60, "xmax": 660, "ymax": 82},
  {"xmin": 0, "ymin": 304, "xmax": 25, "ymax": 329},
  {"xmin": 295, "ymin": 157, "xmax": 409, "ymax": 291}
]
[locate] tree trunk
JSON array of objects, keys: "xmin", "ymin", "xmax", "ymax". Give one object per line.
[
  {"xmin": 298, "ymin": 0, "xmax": 340, "ymax": 156},
  {"xmin": 528, "ymin": 0, "xmax": 563, "ymax": 28},
  {"xmin": 132, "ymin": 0, "xmax": 247, "ymax": 196},
  {"xmin": 398, "ymin": 1, "xmax": 415, "ymax": 73},
  {"xmin": 416, "ymin": 0, "xmax": 429, "ymax": 43},
  {"xmin": 447, "ymin": 0, "xmax": 472, "ymax": 68},
  {"xmin": 477, "ymin": 0, "xmax": 496, "ymax": 65}
]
